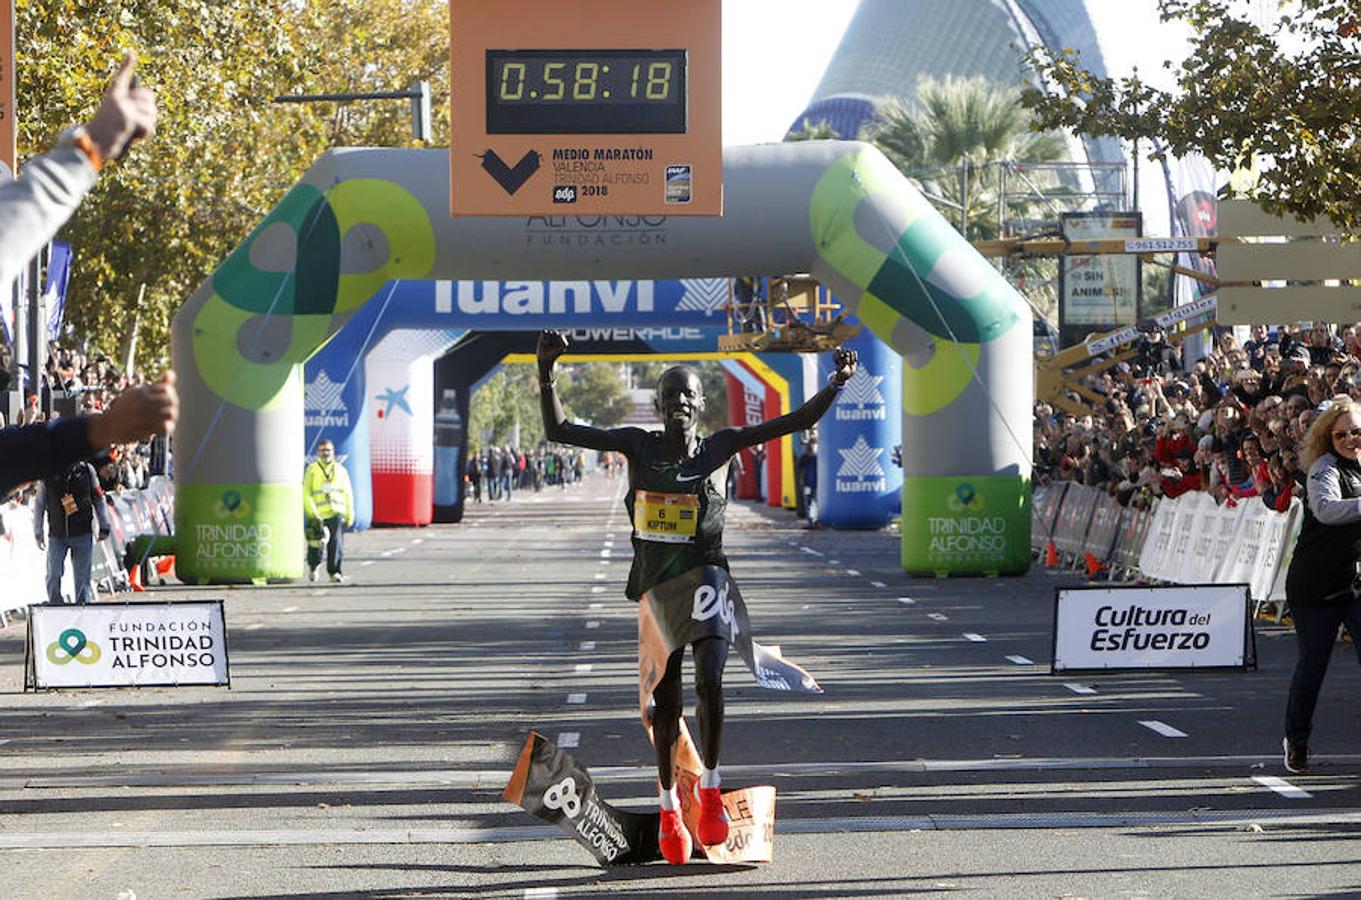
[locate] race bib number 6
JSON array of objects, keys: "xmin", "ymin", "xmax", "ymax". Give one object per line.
[{"xmin": 633, "ymin": 490, "xmax": 698, "ymax": 544}]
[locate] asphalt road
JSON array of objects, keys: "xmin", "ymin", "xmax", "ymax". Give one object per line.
[{"xmin": 2, "ymin": 471, "xmax": 1360, "ymax": 899}]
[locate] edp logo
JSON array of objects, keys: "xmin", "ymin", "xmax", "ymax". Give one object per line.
[{"xmin": 553, "ymin": 185, "xmax": 578, "ymax": 204}]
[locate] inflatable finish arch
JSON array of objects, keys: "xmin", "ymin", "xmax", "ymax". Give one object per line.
[{"xmin": 171, "ymin": 141, "xmax": 1032, "ymax": 582}]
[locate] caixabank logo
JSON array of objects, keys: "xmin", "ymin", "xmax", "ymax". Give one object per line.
[
  {"xmin": 835, "ymin": 369, "xmax": 887, "ymax": 421},
  {"xmin": 835, "ymin": 436, "xmax": 887, "ymax": 493}
]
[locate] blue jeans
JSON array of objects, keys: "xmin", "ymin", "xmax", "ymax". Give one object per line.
[
  {"xmin": 46, "ymin": 532, "xmax": 94, "ymax": 604},
  {"xmin": 1285, "ymin": 597, "xmax": 1361, "ymax": 744}
]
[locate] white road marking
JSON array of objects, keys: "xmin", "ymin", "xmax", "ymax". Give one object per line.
[
  {"xmin": 283, "ymin": 606, "xmax": 299, "ymax": 613},
  {"xmin": 245, "ymin": 623, "xmax": 264, "ymax": 631},
  {"xmin": 600, "ymin": 549, "xmax": 611, "ymax": 558},
  {"xmin": 897, "ymin": 597, "xmax": 915, "ymax": 605},
  {"xmin": 588, "ymin": 603, "xmax": 602, "ymax": 611},
  {"xmin": 574, "ymin": 664, "xmax": 593, "ymax": 674},
  {"xmin": 411, "ymin": 538, "xmax": 423, "ymax": 545},
  {"xmin": 525, "ymin": 888, "xmax": 559, "ymax": 899},
  {"xmin": 595, "ymin": 573, "xmax": 607, "ymax": 580},
  {"xmin": 380, "ymin": 550, "xmax": 393, "ymax": 557},
  {"xmin": 928, "ymin": 613, "xmax": 948, "ymax": 621},
  {"xmin": 1006, "ymin": 655, "xmax": 1034, "ymax": 665},
  {"xmin": 788, "ymin": 541, "xmax": 799, "ymax": 547},
  {"xmin": 556, "ymin": 733, "xmax": 580, "ymax": 748},
  {"xmin": 603, "ymin": 541, "xmax": 614, "ymax": 549},
  {"xmin": 800, "ymin": 547, "xmax": 823, "ymax": 558},
  {"xmin": 1253, "ymin": 775, "xmax": 1311, "ymax": 799},
  {"xmin": 360, "ymin": 560, "xmax": 374, "ymax": 567},
  {"xmin": 79, "ymin": 699, "xmax": 104, "ymax": 709},
  {"xmin": 1139, "ymin": 720, "xmax": 1188, "ymax": 738},
  {"xmin": 585, "ymin": 621, "xmax": 600, "ymax": 630},
  {"xmin": 846, "ymin": 569, "xmax": 861, "ymax": 576},
  {"xmin": 390, "ymin": 547, "xmax": 406, "ymax": 555},
  {"xmin": 579, "ymin": 641, "xmax": 595, "ymax": 651},
  {"xmin": 590, "ymin": 586, "xmax": 606, "ymax": 594},
  {"xmin": 566, "ymin": 694, "xmax": 587, "ymax": 705},
  {"xmin": 871, "ymin": 581, "xmax": 887, "ymax": 588},
  {"xmin": 1064, "ymin": 683, "xmax": 1098, "ymax": 695},
  {"xmin": 830, "ymin": 559, "xmax": 842, "ymax": 566},
  {"xmin": 963, "ymin": 633, "xmax": 986, "ymax": 642},
  {"xmin": 606, "ymin": 533, "xmax": 616, "ymax": 539}
]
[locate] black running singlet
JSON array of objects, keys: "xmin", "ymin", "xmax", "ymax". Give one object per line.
[{"xmin": 624, "ymin": 433, "xmax": 730, "ymax": 600}]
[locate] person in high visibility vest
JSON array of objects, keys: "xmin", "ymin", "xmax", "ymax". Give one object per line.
[{"xmin": 303, "ymin": 439, "xmax": 354, "ymax": 582}]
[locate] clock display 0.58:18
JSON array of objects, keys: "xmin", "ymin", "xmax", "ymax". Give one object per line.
[{"xmin": 485, "ymin": 49, "xmax": 687, "ymax": 134}]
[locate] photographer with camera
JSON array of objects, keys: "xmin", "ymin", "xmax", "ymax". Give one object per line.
[{"xmin": 1281, "ymin": 395, "xmax": 1361, "ymax": 774}]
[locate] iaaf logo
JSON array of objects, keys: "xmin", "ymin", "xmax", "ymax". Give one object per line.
[
  {"xmin": 835, "ymin": 436, "xmax": 887, "ymax": 493},
  {"xmin": 305, "ymin": 371, "xmax": 350, "ymax": 428},
  {"xmin": 835, "ymin": 369, "xmax": 887, "ymax": 421},
  {"xmin": 436, "ymin": 280, "xmax": 655, "ymax": 316}
]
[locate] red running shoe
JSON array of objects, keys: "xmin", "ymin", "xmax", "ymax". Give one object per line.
[
  {"xmin": 658, "ymin": 807, "xmax": 691, "ymax": 864},
  {"xmin": 695, "ymin": 785, "xmax": 729, "ymax": 846}
]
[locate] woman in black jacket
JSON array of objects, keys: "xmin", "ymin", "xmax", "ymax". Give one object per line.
[{"xmin": 1282, "ymin": 395, "xmax": 1361, "ymax": 774}]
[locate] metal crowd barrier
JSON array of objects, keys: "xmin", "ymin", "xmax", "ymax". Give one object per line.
[
  {"xmin": 0, "ymin": 476, "xmax": 175, "ymax": 622},
  {"xmin": 1034, "ymin": 481, "xmax": 1300, "ymax": 614}
]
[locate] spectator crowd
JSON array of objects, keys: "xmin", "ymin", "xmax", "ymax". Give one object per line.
[
  {"xmin": 1035, "ymin": 322, "xmax": 1361, "ymax": 514},
  {"xmin": 463, "ymin": 444, "xmax": 592, "ymax": 503},
  {"xmin": 0, "ymin": 339, "xmax": 162, "ymax": 504}
]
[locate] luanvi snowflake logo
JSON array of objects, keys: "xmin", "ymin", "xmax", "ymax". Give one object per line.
[
  {"xmin": 835, "ymin": 369, "xmax": 886, "ymax": 421},
  {"xmin": 305, "ymin": 371, "xmax": 349, "ymax": 428},
  {"xmin": 674, "ymin": 278, "xmax": 728, "ymax": 316},
  {"xmin": 835, "ymin": 436, "xmax": 887, "ymax": 493}
]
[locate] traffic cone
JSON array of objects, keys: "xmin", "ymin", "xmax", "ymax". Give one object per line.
[
  {"xmin": 154, "ymin": 555, "xmax": 176, "ymax": 584},
  {"xmin": 128, "ymin": 563, "xmax": 145, "ymax": 592},
  {"xmin": 1084, "ymin": 552, "xmax": 1105, "ymax": 577},
  {"xmin": 1044, "ymin": 540, "xmax": 1059, "ymax": 567}
]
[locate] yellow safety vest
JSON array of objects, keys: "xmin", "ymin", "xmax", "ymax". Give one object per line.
[{"xmin": 304, "ymin": 460, "xmax": 353, "ymax": 524}]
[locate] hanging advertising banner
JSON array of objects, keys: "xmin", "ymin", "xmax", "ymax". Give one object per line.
[
  {"xmin": 1058, "ymin": 212, "xmax": 1142, "ymax": 346},
  {"xmin": 449, "ymin": 0, "xmax": 722, "ymax": 216},
  {"xmin": 26, "ymin": 600, "xmax": 230, "ymax": 690},
  {"xmin": 0, "ymin": 0, "xmax": 13, "ymax": 179},
  {"xmin": 1051, "ymin": 584, "xmax": 1255, "ymax": 673}
]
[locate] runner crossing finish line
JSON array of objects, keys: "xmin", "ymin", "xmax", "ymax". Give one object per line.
[{"xmin": 503, "ymin": 330, "xmax": 854, "ymax": 865}]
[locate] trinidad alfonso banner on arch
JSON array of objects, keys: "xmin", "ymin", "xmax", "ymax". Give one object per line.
[{"xmin": 1051, "ymin": 584, "xmax": 1255, "ymax": 673}]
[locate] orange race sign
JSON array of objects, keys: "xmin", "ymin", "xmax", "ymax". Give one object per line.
[
  {"xmin": 0, "ymin": 0, "xmax": 14, "ymax": 178},
  {"xmin": 449, "ymin": 0, "xmax": 722, "ymax": 217}
]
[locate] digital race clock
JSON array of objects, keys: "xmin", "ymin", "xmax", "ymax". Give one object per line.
[{"xmin": 485, "ymin": 50, "xmax": 687, "ymax": 134}]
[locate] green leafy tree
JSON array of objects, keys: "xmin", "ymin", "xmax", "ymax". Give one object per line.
[
  {"xmin": 17, "ymin": 0, "xmax": 450, "ymax": 371},
  {"xmin": 868, "ymin": 77, "xmax": 1067, "ymax": 242},
  {"xmin": 558, "ymin": 363, "xmax": 633, "ymax": 428},
  {"xmin": 1021, "ymin": 0, "xmax": 1361, "ymax": 232},
  {"xmin": 468, "ymin": 365, "xmax": 542, "ymax": 452}
]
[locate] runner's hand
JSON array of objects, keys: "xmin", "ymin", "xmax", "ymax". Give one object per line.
[
  {"xmin": 830, "ymin": 348, "xmax": 857, "ymax": 387},
  {"xmin": 537, "ymin": 330, "xmax": 569, "ymax": 374}
]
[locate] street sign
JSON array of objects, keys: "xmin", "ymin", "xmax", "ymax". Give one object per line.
[
  {"xmin": 1216, "ymin": 200, "xmax": 1361, "ymax": 324},
  {"xmin": 0, "ymin": 0, "xmax": 14, "ymax": 177},
  {"xmin": 448, "ymin": 0, "xmax": 722, "ymax": 217}
]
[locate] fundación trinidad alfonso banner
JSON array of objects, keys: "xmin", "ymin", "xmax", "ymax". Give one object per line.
[
  {"xmin": 1051, "ymin": 584, "xmax": 1254, "ymax": 673},
  {"xmin": 26, "ymin": 601, "xmax": 229, "ymax": 690}
]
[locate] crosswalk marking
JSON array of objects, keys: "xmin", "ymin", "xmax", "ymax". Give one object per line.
[
  {"xmin": 1253, "ymin": 775, "xmax": 1311, "ymax": 799},
  {"xmin": 1139, "ymin": 720, "xmax": 1187, "ymax": 738}
]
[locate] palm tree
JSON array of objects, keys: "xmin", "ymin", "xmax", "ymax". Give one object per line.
[
  {"xmin": 785, "ymin": 117, "xmax": 840, "ymax": 142},
  {"xmin": 868, "ymin": 75, "xmax": 1067, "ymax": 243}
]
